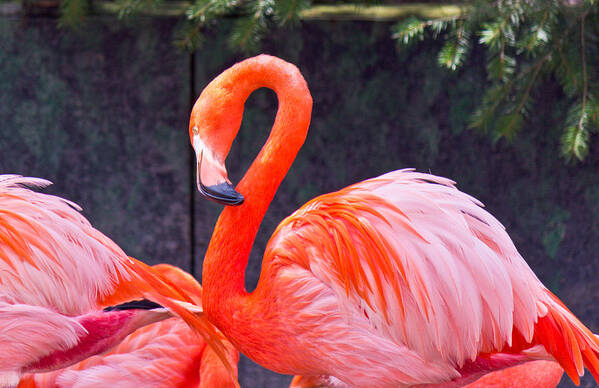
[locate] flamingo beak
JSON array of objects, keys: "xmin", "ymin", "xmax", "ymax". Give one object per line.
[
  {"xmin": 192, "ymin": 133, "xmax": 244, "ymax": 206},
  {"xmin": 197, "ymin": 168, "xmax": 245, "ymax": 206}
]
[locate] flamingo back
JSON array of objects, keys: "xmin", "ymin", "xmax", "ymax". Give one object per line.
[
  {"xmin": 267, "ymin": 170, "xmax": 545, "ymax": 363},
  {"xmin": 265, "ymin": 169, "xmax": 599, "ymax": 384},
  {"xmin": 0, "ymin": 175, "xmax": 129, "ymax": 315}
]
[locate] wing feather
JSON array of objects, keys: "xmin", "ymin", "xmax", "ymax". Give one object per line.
[
  {"xmin": 0, "ymin": 175, "xmax": 129, "ymax": 314},
  {"xmin": 266, "ymin": 169, "xmax": 548, "ymax": 368},
  {"xmin": 22, "ymin": 320, "xmax": 205, "ymax": 388},
  {"xmin": 0, "ymin": 302, "xmax": 85, "ymax": 372},
  {"xmin": 20, "ymin": 264, "xmax": 239, "ymax": 388}
]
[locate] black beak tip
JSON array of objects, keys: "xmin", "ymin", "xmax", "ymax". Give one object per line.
[{"xmin": 199, "ymin": 181, "xmax": 245, "ymax": 206}]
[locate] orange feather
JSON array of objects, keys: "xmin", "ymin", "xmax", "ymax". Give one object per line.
[
  {"xmin": 18, "ymin": 264, "xmax": 239, "ymax": 388},
  {"xmin": 463, "ymin": 360, "xmax": 563, "ymax": 388}
]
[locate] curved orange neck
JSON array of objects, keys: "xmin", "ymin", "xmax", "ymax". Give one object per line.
[{"xmin": 202, "ymin": 56, "xmax": 312, "ymax": 338}]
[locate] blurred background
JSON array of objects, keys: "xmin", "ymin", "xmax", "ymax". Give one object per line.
[{"xmin": 0, "ymin": 1, "xmax": 598, "ymax": 386}]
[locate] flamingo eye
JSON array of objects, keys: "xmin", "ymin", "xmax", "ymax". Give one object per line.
[{"xmin": 192, "ymin": 126, "xmax": 199, "ymax": 135}]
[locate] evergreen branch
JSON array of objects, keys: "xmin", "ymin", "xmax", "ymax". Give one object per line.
[
  {"xmin": 523, "ymin": 6, "xmax": 550, "ymax": 53},
  {"xmin": 117, "ymin": 0, "xmax": 163, "ymax": 18},
  {"xmin": 392, "ymin": 14, "xmax": 464, "ymax": 46},
  {"xmin": 83, "ymin": 2, "xmax": 470, "ymax": 21},
  {"xmin": 561, "ymin": 123, "xmax": 589, "ymax": 161},
  {"xmin": 185, "ymin": 0, "xmax": 236, "ymax": 21},
  {"xmin": 555, "ymin": 38, "xmax": 578, "ymax": 91},
  {"xmin": 230, "ymin": 16, "xmax": 259, "ymax": 50},
  {"xmin": 479, "ymin": 19, "xmax": 505, "ymax": 49},
  {"xmin": 471, "ymin": 50, "xmax": 550, "ymax": 130},
  {"xmin": 392, "ymin": 17, "xmax": 427, "ymax": 45},
  {"xmin": 479, "ymin": 13, "xmax": 513, "ymax": 50},
  {"xmin": 275, "ymin": 0, "xmax": 310, "ymax": 25},
  {"xmin": 499, "ymin": 56, "xmax": 547, "ymax": 138},
  {"xmin": 94, "ymin": 1, "xmax": 188, "ymax": 17},
  {"xmin": 46, "ymin": 0, "xmax": 598, "ymax": 161},
  {"xmin": 487, "ymin": 50, "xmax": 515, "ymax": 82},
  {"xmin": 57, "ymin": 0, "xmax": 87, "ymax": 28},
  {"xmin": 187, "ymin": 1, "xmax": 212, "ymax": 20},
  {"xmin": 495, "ymin": 113, "xmax": 522, "ymax": 141},
  {"xmin": 438, "ymin": 21, "xmax": 470, "ymax": 70},
  {"xmin": 178, "ymin": 20, "xmax": 204, "ymax": 51},
  {"xmin": 229, "ymin": 0, "xmax": 271, "ymax": 51},
  {"xmin": 278, "ymin": 0, "xmax": 297, "ymax": 24},
  {"xmin": 429, "ymin": 18, "xmax": 450, "ymax": 38},
  {"xmin": 515, "ymin": 56, "xmax": 548, "ymax": 116},
  {"xmin": 469, "ymin": 83, "xmax": 513, "ymax": 130}
]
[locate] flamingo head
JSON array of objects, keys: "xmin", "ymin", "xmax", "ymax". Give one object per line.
[{"xmin": 189, "ymin": 80, "xmax": 245, "ymax": 207}]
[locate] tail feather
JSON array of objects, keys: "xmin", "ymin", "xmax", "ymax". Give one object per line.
[
  {"xmin": 532, "ymin": 290, "xmax": 599, "ymax": 385},
  {"xmin": 118, "ymin": 257, "xmax": 240, "ymax": 388},
  {"xmin": 152, "ymin": 263, "xmax": 204, "ymax": 305},
  {"xmin": 582, "ymin": 347, "xmax": 599, "ymax": 383}
]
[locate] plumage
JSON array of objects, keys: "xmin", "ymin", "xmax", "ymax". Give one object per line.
[
  {"xmin": 17, "ymin": 264, "xmax": 239, "ymax": 388},
  {"xmin": 190, "ymin": 55, "xmax": 599, "ymax": 387},
  {"xmin": 289, "ymin": 360, "xmax": 564, "ymax": 387},
  {"xmin": 0, "ymin": 175, "xmax": 127, "ymax": 314},
  {"xmin": 0, "ymin": 175, "xmax": 236, "ymax": 387},
  {"xmin": 462, "ymin": 360, "xmax": 564, "ymax": 387}
]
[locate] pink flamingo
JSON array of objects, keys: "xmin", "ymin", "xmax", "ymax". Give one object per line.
[
  {"xmin": 17, "ymin": 264, "xmax": 239, "ymax": 388},
  {"xmin": 0, "ymin": 175, "xmax": 235, "ymax": 388},
  {"xmin": 189, "ymin": 55, "xmax": 599, "ymax": 387},
  {"xmin": 291, "ymin": 360, "xmax": 563, "ymax": 387},
  {"xmin": 462, "ymin": 360, "xmax": 563, "ymax": 387}
]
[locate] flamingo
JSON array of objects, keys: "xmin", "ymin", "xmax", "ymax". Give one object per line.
[
  {"xmin": 17, "ymin": 264, "xmax": 239, "ymax": 388},
  {"xmin": 290, "ymin": 360, "xmax": 564, "ymax": 387},
  {"xmin": 188, "ymin": 54, "xmax": 599, "ymax": 387},
  {"xmin": 461, "ymin": 360, "xmax": 563, "ymax": 387},
  {"xmin": 0, "ymin": 175, "xmax": 236, "ymax": 388}
]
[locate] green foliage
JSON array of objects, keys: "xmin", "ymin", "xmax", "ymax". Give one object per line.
[
  {"xmin": 274, "ymin": 0, "xmax": 310, "ymax": 25},
  {"xmin": 42, "ymin": 0, "xmax": 599, "ymax": 161},
  {"xmin": 192, "ymin": 0, "xmax": 310, "ymax": 51},
  {"xmin": 116, "ymin": 0, "xmax": 164, "ymax": 18},
  {"xmin": 120, "ymin": 0, "xmax": 309, "ymax": 52},
  {"xmin": 437, "ymin": 22, "xmax": 470, "ymax": 70},
  {"xmin": 57, "ymin": 0, "xmax": 88, "ymax": 28},
  {"xmin": 391, "ymin": 17, "xmax": 426, "ymax": 45},
  {"xmin": 229, "ymin": 0, "xmax": 272, "ymax": 52},
  {"xmin": 393, "ymin": 0, "xmax": 599, "ymax": 162}
]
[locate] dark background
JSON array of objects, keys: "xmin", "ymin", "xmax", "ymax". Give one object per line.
[{"xmin": 1, "ymin": 15, "xmax": 598, "ymax": 387}]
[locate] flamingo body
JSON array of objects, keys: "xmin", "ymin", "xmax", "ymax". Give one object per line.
[
  {"xmin": 0, "ymin": 176, "xmax": 233, "ymax": 387},
  {"xmin": 463, "ymin": 360, "xmax": 563, "ymax": 388},
  {"xmin": 18, "ymin": 264, "xmax": 239, "ymax": 388},
  {"xmin": 226, "ymin": 170, "xmax": 578, "ymax": 387},
  {"xmin": 190, "ymin": 55, "xmax": 599, "ymax": 387},
  {"xmin": 290, "ymin": 360, "xmax": 563, "ymax": 388}
]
